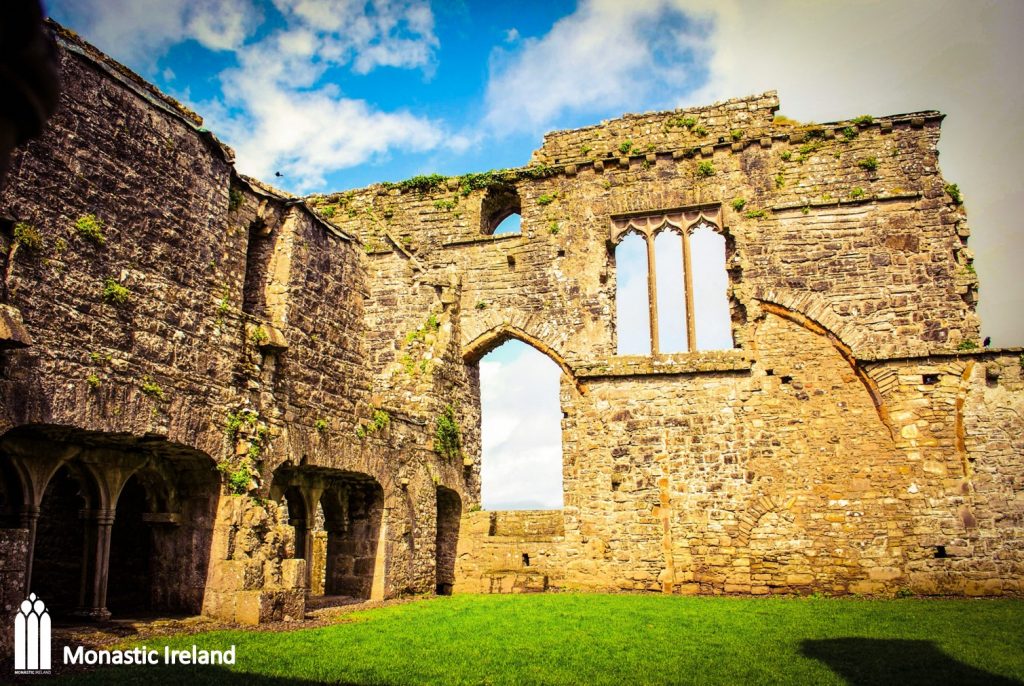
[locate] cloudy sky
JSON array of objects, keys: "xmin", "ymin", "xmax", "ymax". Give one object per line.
[{"xmin": 47, "ymin": 0, "xmax": 1024, "ymax": 508}]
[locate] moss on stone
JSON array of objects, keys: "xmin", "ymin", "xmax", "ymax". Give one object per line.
[
  {"xmin": 101, "ymin": 278, "xmax": 129, "ymax": 305},
  {"xmin": 74, "ymin": 213, "xmax": 106, "ymax": 245}
]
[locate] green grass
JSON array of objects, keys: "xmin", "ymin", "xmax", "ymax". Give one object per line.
[{"xmin": 54, "ymin": 594, "xmax": 1024, "ymax": 685}]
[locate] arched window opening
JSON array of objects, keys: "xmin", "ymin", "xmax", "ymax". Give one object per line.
[
  {"xmin": 281, "ymin": 486, "xmax": 309, "ymax": 563},
  {"xmin": 272, "ymin": 470, "xmax": 385, "ymax": 602},
  {"xmin": 690, "ymin": 223, "xmax": 733, "ymax": 350},
  {"xmin": 654, "ymin": 230, "xmax": 687, "ymax": 353},
  {"xmin": 479, "ymin": 340, "xmax": 564, "ymax": 510},
  {"xmin": 481, "ymin": 185, "xmax": 522, "ymax": 235},
  {"xmin": 322, "ymin": 480, "xmax": 384, "ymax": 598},
  {"xmin": 614, "ymin": 232, "xmax": 652, "ymax": 355},
  {"xmin": 242, "ymin": 218, "xmax": 273, "ymax": 316},
  {"xmin": 4, "ymin": 430, "xmax": 219, "ymax": 621},
  {"xmin": 492, "ymin": 213, "xmax": 521, "ymax": 235},
  {"xmin": 0, "ymin": 459, "xmax": 24, "ymax": 528}
]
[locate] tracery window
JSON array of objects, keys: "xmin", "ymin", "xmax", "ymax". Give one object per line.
[{"xmin": 612, "ymin": 206, "xmax": 732, "ymax": 355}]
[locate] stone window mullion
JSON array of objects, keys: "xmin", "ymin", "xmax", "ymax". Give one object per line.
[
  {"xmin": 645, "ymin": 233, "xmax": 660, "ymax": 355},
  {"xmin": 681, "ymin": 228, "xmax": 696, "ymax": 352}
]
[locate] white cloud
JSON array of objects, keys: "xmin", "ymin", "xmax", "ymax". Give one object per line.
[
  {"xmin": 271, "ymin": 0, "xmax": 439, "ymax": 74},
  {"xmin": 51, "ymin": 0, "xmax": 260, "ymax": 67},
  {"xmin": 483, "ymin": 0, "xmax": 711, "ymax": 134},
  {"xmin": 199, "ymin": 3, "xmax": 442, "ymax": 190},
  {"xmin": 688, "ymin": 0, "xmax": 1024, "ymax": 344},
  {"xmin": 480, "ymin": 342, "xmax": 564, "ymax": 510},
  {"xmin": 203, "ymin": 0, "xmax": 443, "ymax": 191},
  {"xmin": 53, "ymin": 0, "xmax": 446, "ymax": 193},
  {"xmin": 186, "ymin": 0, "xmax": 259, "ymax": 52},
  {"xmin": 205, "ymin": 80, "xmax": 444, "ymax": 190}
]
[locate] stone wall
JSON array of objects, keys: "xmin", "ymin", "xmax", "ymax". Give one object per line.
[
  {"xmin": 0, "ymin": 24, "xmax": 470, "ymax": 621},
  {"xmin": 530, "ymin": 91, "xmax": 780, "ymax": 165},
  {"xmin": 312, "ymin": 89, "xmax": 1012, "ymax": 595},
  {"xmin": 0, "ymin": 528, "xmax": 27, "ymax": 650},
  {"xmin": 320, "ymin": 103, "xmax": 977, "ymax": 363},
  {"xmin": 202, "ymin": 497, "xmax": 305, "ymax": 624},
  {"xmin": 0, "ymin": 21, "xmax": 1019, "ymax": 618},
  {"xmin": 454, "ymin": 511, "xmax": 565, "ymax": 593}
]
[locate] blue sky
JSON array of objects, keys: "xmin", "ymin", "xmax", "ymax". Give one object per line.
[
  {"xmin": 48, "ymin": 0, "xmax": 707, "ymax": 191},
  {"xmin": 46, "ymin": 0, "xmax": 1024, "ymax": 508}
]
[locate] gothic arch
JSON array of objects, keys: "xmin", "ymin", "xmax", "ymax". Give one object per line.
[
  {"xmin": 462, "ymin": 323, "xmax": 576, "ymax": 383},
  {"xmin": 753, "ymin": 288, "xmax": 868, "ymax": 356},
  {"xmin": 755, "ymin": 298, "xmax": 890, "ymax": 430},
  {"xmin": 610, "ymin": 206, "xmax": 724, "ymax": 245}
]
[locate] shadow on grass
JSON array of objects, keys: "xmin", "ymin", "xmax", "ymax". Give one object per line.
[{"xmin": 801, "ymin": 638, "xmax": 1022, "ymax": 686}]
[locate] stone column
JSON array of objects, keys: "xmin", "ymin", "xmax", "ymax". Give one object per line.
[
  {"xmin": 301, "ymin": 485, "xmax": 323, "ymax": 590},
  {"xmin": 20, "ymin": 504, "xmax": 40, "ymax": 595},
  {"xmin": 681, "ymin": 229, "xmax": 696, "ymax": 351},
  {"xmin": 290, "ymin": 517, "xmax": 309, "ymax": 562},
  {"xmin": 75, "ymin": 508, "xmax": 114, "ymax": 620}
]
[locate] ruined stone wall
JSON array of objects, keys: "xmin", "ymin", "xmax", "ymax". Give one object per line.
[
  {"xmin": 879, "ymin": 353, "xmax": 1024, "ymax": 595},
  {"xmin": 0, "ymin": 37, "xmax": 238, "ymax": 451},
  {"xmin": 310, "ymin": 89, "xmax": 1014, "ymax": 595},
  {"xmin": 202, "ymin": 496, "xmax": 305, "ymax": 624},
  {"xmin": 0, "ymin": 26, "xmax": 470, "ymax": 619},
  {"xmin": 0, "ymin": 529, "xmax": 27, "ymax": 650},
  {"xmin": 454, "ymin": 510, "xmax": 565, "ymax": 593},
  {"xmin": 320, "ymin": 98, "xmax": 977, "ymax": 364},
  {"xmin": 530, "ymin": 91, "xmax": 780, "ymax": 165},
  {"xmin": 0, "ymin": 23, "xmax": 1018, "ymax": 613}
]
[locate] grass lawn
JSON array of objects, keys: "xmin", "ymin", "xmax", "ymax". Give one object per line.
[{"xmin": 51, "ymin": 594, "xmax": 1024, "ymax": 685}]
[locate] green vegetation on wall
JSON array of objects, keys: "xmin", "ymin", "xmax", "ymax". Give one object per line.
[
  {"xmin": 945, "ymin": 183, "xmax": 963, "ymax": 205},
  {"xmin": 13, "ymin": 222, "xmax": 43, "ymax": 251},
  {"xmin": 433, "ymin": 404, "xmax": 462, "ymax": 462},
  {"xmin": 102, "ymin": 278, "xmax": 130, "ymax": 305},
  {"xmin": 74, "ymin": 214, "xmax": 106, "ymax": 245},
  {"xmin": 696, "ymin": 161, "xmax": 715, "ymax": 178},
  {"xmin": 356, "ymin": 408, "xmax": 391, "ymax": 439}
]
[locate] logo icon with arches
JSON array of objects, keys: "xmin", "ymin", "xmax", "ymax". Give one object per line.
[{"xmin": 14, "ymin": 593, "xmax": 51, "ymax": 673}]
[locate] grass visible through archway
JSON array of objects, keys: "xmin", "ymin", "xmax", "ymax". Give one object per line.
[{"xmin": 54, "ymin": 593, "xmax": 1024, "ymax": 685}]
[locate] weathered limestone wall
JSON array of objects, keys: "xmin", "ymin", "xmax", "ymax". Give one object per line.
[
  {"xmin": 454, "ymin": 511, "xmax": 565, "ymax": 593},
  {"xmin": 310, "ymin": 90, "xmax": 1013, "ymax": 595},
  {"xmin": 0, "ymin": 25, "xmax": 470, "ymax": 621},
  {"xmin": 320, "ymin": 100, "xmax": 977, "ymax": 363},
  {"xmin": 883, "ymin": 353, "xmax": 1024, "ymax": 595},
  {"xmin": 0, "ymin": 34, "xmax": 237, "ymax": 452},
  {"xmin": 559, "ymin": 322, "xmax": 1022, "ymax": 595},
  {"xmin": 0, "ymin": 529, "xmax": 27, "ymax": 650},
  {"xmin": 530, "ymin": 91, "xmax": 780, "ymax": 165},
  {"xmin": 202, "ymin": 497, "xmax": 305, "ymax": 624},
  {"xmin": 0, "ymin": 22, "xmax": 1018, "ymax": 613}
]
